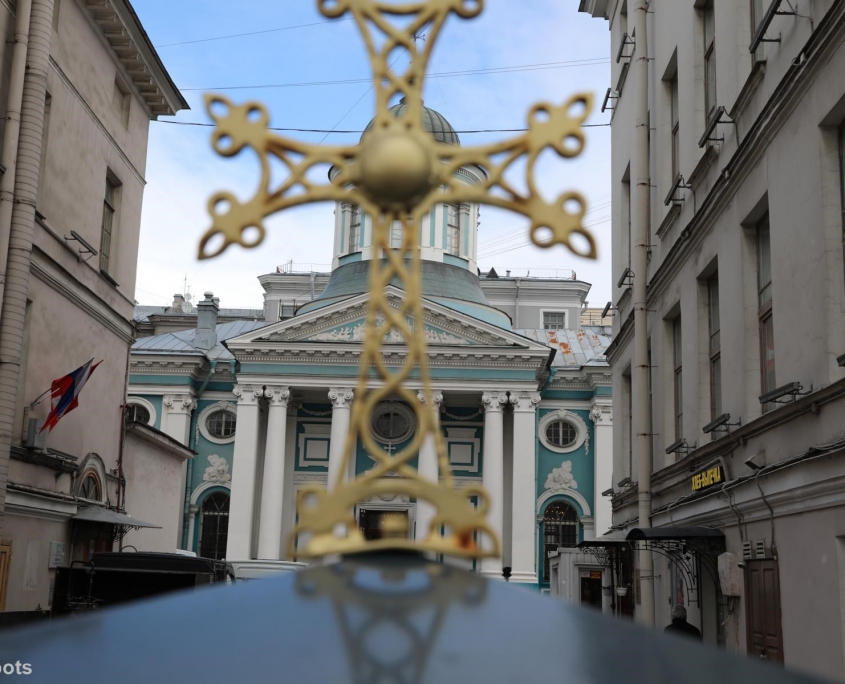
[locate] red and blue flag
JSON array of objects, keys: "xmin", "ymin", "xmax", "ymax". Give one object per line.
[{"xmin": 40, "ymin": 359, "xmax": 102, "ymax": 433}]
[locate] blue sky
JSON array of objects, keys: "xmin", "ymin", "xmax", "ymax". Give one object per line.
[{"xmin": 132, "ymin": 1, "xmax": 611, "ymax": 309}]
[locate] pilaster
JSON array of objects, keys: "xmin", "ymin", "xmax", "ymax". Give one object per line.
[
  {"xmin": 590, "ymin": 401, "xmax": 614, "ymax": 537},
  {"xmin": 327, "ymin": 387, "xmax": 354, "ymax": 489}
]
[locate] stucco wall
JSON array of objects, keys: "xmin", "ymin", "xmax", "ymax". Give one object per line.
[{"xmin": 121, "ymin": 432, "xmax": 189, "ymax": 553}]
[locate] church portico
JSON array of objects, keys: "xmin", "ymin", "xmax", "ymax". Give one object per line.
[{"xmin": 129, "ymin": 102, "xmax": 612, "ymax": 588}]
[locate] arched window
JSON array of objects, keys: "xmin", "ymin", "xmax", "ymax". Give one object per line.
[
  {"xmin": 199, "ymin": 492, "xmax": 230, "ymax": 560},
  {"xmin": 349, "ymin": 206, "xmax": 362, "ymax": 254},
  {"xmin": 542, "ymin": 500, "xmax": 579, "ymax": 582},
  {"xmin": 446, "ymin": 204, "xmax": 461, "ymax": 255},
  {"xmin": 78, "ymin": 474, "xmax": 101, "ymax": 502},
  {"xmin": 125, "ymin": 403, "xmax": 151, "ymax": 425}
]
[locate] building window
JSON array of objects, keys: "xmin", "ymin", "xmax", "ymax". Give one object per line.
[
  {"xmin": 751, "ymin": 0, "xmax": 766, "ymax": 63},
  {"xmin": 125, "ymin": 403, "xmax": 151, "ymax": 425},
  {"xmin": 703, "ymin": 0, "xmax": 716, "ymax": 119},
  {"xmin": 708, "ymin": 273, "xmax": 722, "ymax": 423},
  {"xmin": 839, "ymin": 124, "xmax": 845, "ymax": 230},
  {"xmin": 199, "ymin": 492, "xmax": 229, "ymax": 560},
  {"xmin": 543, "ymin": 501, "xmax": 579, "ymax": 582},
  {"xmin": 671, "ymin": 77, "xmax": 680, "ymax": 181},
  {"xmin": 543, "ymin": 312, "xmax": 566, "ymax": 330},
  {"xmin": 545, "ymin": 420, "xmax": 577, "ymax": 448},
  {"xmin": 390, "ymin": 220, "xmax": 403, "ymax": 249},
  {"xmin": 622, "ymin": 171, "xmax": 632, "ymax": 270},
  {"xmin": 206, "ymin": 410, "xmax": 237, "ymax": 439},
  {"xmin": 78, "ymin": 474, "xmax": 101, "ymax": 501},
  {"xmin": 673, "ymin": 315, "xmax": 683, "ymax": 441},
  {"xmin": 100, "ymin": 176, "xmax": 119, "ymax": 274},
  {"xmin": 447, "ymin": 205, "xmax": 460, "ymax": 256},
  {"xmin": 349, "ymin": 206, "xmax": 361, "ymax": 254},
  {"xmin": 757, "ymin": 214, "xmax": 775, "ymax": 410},
  {"xmin": 113, "ymin": 77, "xmax": 130, "ymax": 129},
  {"xmin": 371, "ymin": 403, "xmax": 415, "ymax": 444}
]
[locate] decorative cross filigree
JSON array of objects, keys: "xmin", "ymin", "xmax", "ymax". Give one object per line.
[{"xmin": 200, "ymin": 0, "xmax": 595, "ymax": 561}]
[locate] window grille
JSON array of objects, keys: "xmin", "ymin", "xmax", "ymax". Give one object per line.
[
  {"xmin": 673, "ymin": 316, "xmax": 683, "ymax": 441},
  {"xmin": 125, "ymin": 403, "xmax": 150, "ymax": 425},
  {"xmin": 446, "ymin": 205, "xmax": 460, "ymax": 255},
  {"xmin": 207, "ymin": 410, "xmax": 237, "ymax": 438},
  {"xmin": 757, "ymin": 215, "xmax": 775, "ymax": 411},
  {"xmin": 708, "ymin": 272, "xmax": 722, "ymax": 424},
  {"xmin": 199, "ymin": 492, "xmax": 230, "ymax": 560},
  {"xmin": 543, "ymin": 501, "xmax": 579, "ymax": 582},
  {"xmin": 100, "ymin": 177, "xmax": 118, "ymax": 273},
  {"xmin": 349, "ymin": 206, "xmax": 361, "ymax": 254},
  {"xmin": 543, "ymin": 312, "xmax": 566, "ymax": 330}
]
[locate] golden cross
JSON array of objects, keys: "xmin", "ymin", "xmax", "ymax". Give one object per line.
[{"xmin": 200, "ymin": 0, "xmax": 595, "ymax": 561}]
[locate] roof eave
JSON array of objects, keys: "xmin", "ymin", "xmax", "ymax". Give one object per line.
[{"xmin": 85, "ymin": 0, "xmax": 189, "ymax": 118}]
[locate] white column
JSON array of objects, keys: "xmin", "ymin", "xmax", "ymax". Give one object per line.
[
  {"xmin": 415, "ymin": 390, "xmax": 443, "ymax": 541},
  {"xmin": 590, "ymin": 403, "xmax": 614, "ymax": 537},
  {"xmin": 480, "ymin": 391, "xmax": 508, "ymax": 577},
  {"xmin": 226, "ymin": 384, "xmax": 264, "ymax": 560},
  {"xmin": 257, "ymin": 386, "xmax": 291, "ymax": 560},
  {"xmin": 327, "ymin": 388, "xmax": 354, "ymax": 490},
  {"xmin": 162, "ymin": 394, "xmax": 195, "ymax": 537},
  {"xmin": 509, "ymin": 391, "xmax": 540, "ymax": 584}
]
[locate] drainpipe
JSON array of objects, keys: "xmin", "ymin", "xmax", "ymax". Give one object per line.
[
  {"xmin": 632, "ymin": 0, "xmax": 655, "ymax": 627},
  {"xmin": 0, "ymin": 0, "xmax": 32, "ymax": 315},
  {"xmin": 182, "ymin": 359, "xmax": 217, "ymax": 549},
  {"xmin": 514, "ymin": 278, "xmax": 520, "ymax": 328},
  {"xmin": 0, "ymin": 0, "xmax": 54, "ymax": 536}
]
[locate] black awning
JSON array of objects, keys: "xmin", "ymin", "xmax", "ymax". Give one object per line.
[
  {"xmin": 577, "ymin": 531, "xmax": 631, "ymax": 548},
  {"xmin": 625, "ymin": 526, "xmax": 724, "ymax": 541}
]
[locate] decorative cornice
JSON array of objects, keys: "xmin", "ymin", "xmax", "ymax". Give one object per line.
[
  {"xmin": 328, "ymin": 387, "xmax": 354, "ymax": 408},
  {"xmin": 80, "ymin": 0, "xmax": 188, "ymax": 118}
]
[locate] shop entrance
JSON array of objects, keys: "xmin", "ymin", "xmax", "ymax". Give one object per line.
[
  {"xmin": 745, "ymin": 559, "xmax": 784, "ymax": 664},
  {"xmin": 580, "ymin": 570, "xmax": 603, "ymax": 609}
]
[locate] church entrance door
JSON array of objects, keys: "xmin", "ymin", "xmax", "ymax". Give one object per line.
[{"xmin": 359, "ymin": 509, "xmax": 410, "ymax": 541}]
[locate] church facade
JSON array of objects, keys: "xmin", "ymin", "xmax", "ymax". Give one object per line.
[{"xmin": 128, "ymin": 105, "xmax": 612, "ymax": 593}]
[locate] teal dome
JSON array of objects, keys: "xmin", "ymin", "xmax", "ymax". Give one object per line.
[{"xmin": 363, "ymin": 99, "xmax": 460, "ymax": 146}]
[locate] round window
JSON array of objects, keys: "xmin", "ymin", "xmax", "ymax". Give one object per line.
[
  {"xmin": 370, "ymin": 403, "xmax": 415, "ymax": 444},
  {"xmin": 206, "ymin": 410, "xmax": 237, "ymax": 439},
  {"xmin": 125, "ymin": 403, "xmax": 150, "ymax": 424},
  {"xmin": 545, "ymin": 420, "xmax": 577, "ymax": 448}
]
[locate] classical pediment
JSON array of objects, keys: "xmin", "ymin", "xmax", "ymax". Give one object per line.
[{"xmin": 226, "ymin": 288, "xmax": 548, "ymax": 352}]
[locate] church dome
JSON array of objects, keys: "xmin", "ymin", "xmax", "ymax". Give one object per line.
[{"xmin": 363, "ymin": 99, "xmax": 460, "ymax": 146}]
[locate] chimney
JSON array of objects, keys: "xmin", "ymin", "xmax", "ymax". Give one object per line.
[
  {"xmin": 195, "ymin": 292, "xmax": 219, "ymax": 351},
  {"xmin": 172, "ymin": 294, "xmax": 186, "ymax": 313}
]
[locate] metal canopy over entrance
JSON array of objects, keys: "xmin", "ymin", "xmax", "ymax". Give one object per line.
[{"xmin": 625, "ymin": 527, "xmax": 726, "ymax": 606}]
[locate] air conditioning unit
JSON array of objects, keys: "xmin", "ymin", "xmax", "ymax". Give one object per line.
[{"xmin": 23, "ymin": 417, "xmax": 46, "ymax": 450}]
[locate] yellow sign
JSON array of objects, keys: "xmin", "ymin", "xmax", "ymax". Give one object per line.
[{"xmin": 691, "ymin": 465, "xmax": 724, "ymax": 492}]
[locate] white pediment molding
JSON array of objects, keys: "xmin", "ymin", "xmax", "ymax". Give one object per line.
[{"xmin": 225, "ymin": 287, "xmax": 552, "ymax": 354}]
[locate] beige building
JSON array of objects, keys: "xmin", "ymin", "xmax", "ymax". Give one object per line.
[
  {"xmin": 0, "ymin": 0, "xmax": 185, "ymax": 613},
  {"xmin": 579, "ymin": 0, "xmax": 845, "ymax": 679}
]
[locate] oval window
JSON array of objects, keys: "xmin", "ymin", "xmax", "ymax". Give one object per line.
[
  {"xmin": 206, "ymin": 410, "xmax": 237, "ymax": 439},
  {"xmin": 373, "ymin": 409, "xmax": 410, "ymax": 441},
  {"xmin": 125, "ymin": 403, "xmax": 150, "ymax": 424},
  {"xmin": 545, "ymin": 420, "xmax": 577, "ymax": 448}
]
